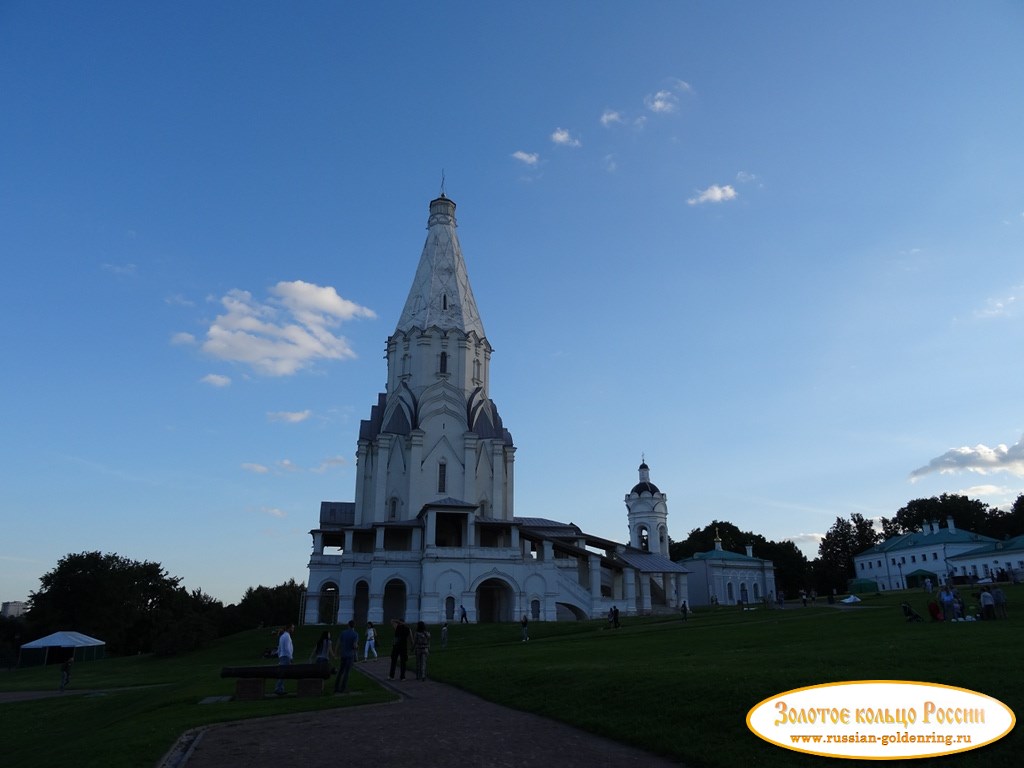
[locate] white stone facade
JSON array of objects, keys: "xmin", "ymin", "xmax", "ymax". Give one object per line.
[
  {"xmin": 679, "ymin": 541, "xmax": 778, "ymax": 608},
  {"xmin": 852, "ymin": 518, "xmax": 998, "ymax": 590},
  {"xmin": 305, "ymin": 196, "xmax": 688, "ymax": 625}
]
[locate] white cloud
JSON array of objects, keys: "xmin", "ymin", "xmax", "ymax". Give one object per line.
[
  {"xmin": 276, "ymin": 459, "xmax": 299, "ymax": 472},
  {"xmin": 313, "ymin": 455, "xmax": 347, "ymax": 473},
  {"xmin": 603, "ymin": 154, "xmax": 618, "ymax": 173},
  {"xmin": 512, "ymin": 150, "xmax": 539, "ymax": 166},
  {"xmin": 262, "ymin": 507, "xmax": 287, "ymax": 518},
  {"xmin": 268, "ymin": 410, "xmax": 312, "ymax": 423},
  {"xmin": 787, "ymin": 532, "xmax": 824, "ymax": 547},
  {"xmin": 201, "ymin": 373, "xmax": 231, "ymax": 387},
  {"xmin": 171, "ymin": 332, "xmax": 196, "ymax": 346},
  {"xmin": 101, "ymin": 262, "xmax": 137, "ymax": 276},
  {"xmin": 600, "ymin": 110, "xmax": 623, "ymax": 126},
  {"xmin": 736, "ymin": 171, "xmax": 759, "ymax": 184},
  {"xmin": 911, "ymin": 434, "xmax": 1024, "ymax": 479},
  {"xmin": 974, "ymin": 286, "xmax": 1021, "ymax": 319},
  {"xmin": 551, "ymin": 128, "xmax": 581, "ymax": 148},
  {"xmin": 241, "ymin": 462, "xmax": 269, "ymax": 474},
  {"xmin": 644, "ymin": 89, "xmax": 678, "ymax": 113},
  {"xmin": 687, "ymin": 185, "xmax": 738, "ymax": 205},
  {"xmin": 669, "ymin": 78, "xmax": 694, "ymax": 94},
  {"xmin": 165, "ymin": 294, "xmax": 195, "ymax": 307},
  {"xmin": 200, "ymin": 280, "xmax": 375, "ymax": 376}
]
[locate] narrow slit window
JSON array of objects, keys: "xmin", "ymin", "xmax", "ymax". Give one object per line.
[{"xmin": 437, "ymin": 462, "xmax": 447, "ymax": 493}]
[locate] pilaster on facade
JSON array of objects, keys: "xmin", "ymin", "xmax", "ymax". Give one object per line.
[
  {"xmin": 354, "ymin": 441, "xmax": 369, "ymax": 523},
  {"xmin": 638, "ymin": 574, "xmax": 652, "ymax": 615},
  {"xmin": 624, "ymin": 567, "xmax": 638, "ymax": 612}
]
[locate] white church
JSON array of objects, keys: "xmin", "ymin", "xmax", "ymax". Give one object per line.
[{"xmin": 304, "ymin": 194, "xmax": 688, "ymax": 625}]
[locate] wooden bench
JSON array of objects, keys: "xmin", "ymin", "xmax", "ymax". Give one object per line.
[{"xmin": 220, "ymin": 663, "xmax": 334, "ymax": 700}]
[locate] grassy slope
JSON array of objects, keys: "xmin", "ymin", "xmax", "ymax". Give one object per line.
[
  {"xmin": 1, "ymin": 591, "xmax": 1019, "ymax": 768},
  {"xmin": 0, "ymin": 626, "xmax": 394, "ymax": 768}
]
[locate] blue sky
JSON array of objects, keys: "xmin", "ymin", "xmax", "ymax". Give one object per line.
[{"xmin": 3, "ymin": 2, "xmax": 1023, "ymax": 606}]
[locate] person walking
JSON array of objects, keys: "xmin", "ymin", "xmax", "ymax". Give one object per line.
[
  {"xmin": 59, "ymin": 657, "xmax": 73, "ymax": 692},
  {"xmin": 520, "ymin": 614, "xmax": 529, "ymax": 642},
  {"xmin": 389, "ymin": 618, "xmax": 411, "ymax": 680},
  {"xmin": 312, "ymin": 630, "xmax": 334, "ymax": 668},
  {"xmin": 413, "ymin": 621, "xmax": 431, "ymax": 681},
  {"xmin": 334, "ymin": 620, "xmax": 359, "ymax": 693},
  {"xmin": 680, "ymin": 601, "xmax": 688, "ymax": 621},
  {"xmin": 363, "ymin": 621, "xmax": 378, "ymax": 661},
  {"xmin": 273, "ymin": 624, "xmax": 294, "ymax": 696}
]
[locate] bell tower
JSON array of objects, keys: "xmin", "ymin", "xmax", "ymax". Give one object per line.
[{"xmin": 625, "ymin": 459, "xmax": 670, "ymax": 555}]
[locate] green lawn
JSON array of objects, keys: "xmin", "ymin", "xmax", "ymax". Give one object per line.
[
  {"xmin": 1, "ymin": 589, "xmax": 1019, "ymax": 768},
  {"xmin": 0, "ymin": 626, "xmax": 395, "ymax": 768},
  {"xmin": 427, "ymin": 589, "xmax": 1022, "ymax": 768}
]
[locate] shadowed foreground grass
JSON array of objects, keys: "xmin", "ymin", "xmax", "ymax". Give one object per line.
[
  {"xmin": 0, "ymin": 626, "xmax": 395, "ymax": 768},
  {"xmin": 1, "ymin": 589, "xmax": 1019, "ymax": 768}
]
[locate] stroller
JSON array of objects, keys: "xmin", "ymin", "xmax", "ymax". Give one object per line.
[{"xmin": 901, "ymin": 602, "xmax": 924, "ymax": 622}]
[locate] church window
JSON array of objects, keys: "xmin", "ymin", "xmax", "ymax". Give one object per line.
[
  {"xmin": 531, "ymin": 599, "xmax": 540, "ymax": 620},
  {"xmin": 439, "ymin": 351, "xmax": 448, "ymax": 374},
  {"xmin": 638, "ymin": 525, "xmax": 649, "ymax": 552},
  {"xmin": 437, "ymin": 462, "xmax": 447, "ymax": 493},
  {"xmin": 389, "ymin": 498, "xmax": 398, "ymax": 520},
  {"xmin": 442, "ymin": 294, "xmax": 448, "ymax": 311}
]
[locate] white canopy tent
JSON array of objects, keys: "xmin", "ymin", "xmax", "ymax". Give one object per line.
[{"xmin": 19, "ymin": 631, "xmax": 105, "ymax": 666}]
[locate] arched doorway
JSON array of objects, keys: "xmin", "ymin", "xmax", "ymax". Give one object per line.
[
  {"xmin": 445, "ymin": 596, "xmax": 456, "ymax": 622},
  {"xmin": 383, "ymin": 579, "xmax": 407, "ymax": 624},
  {"xmin": 318, "ymin": 581, "xmax": 339, "ymax": 625},
  {"xmin": 475, "ymin": 577, "xmax": 514, "ymax": 623},
  {"xmin": 353, "ymin": 580, "xmax": 369, "ymax": 625}
]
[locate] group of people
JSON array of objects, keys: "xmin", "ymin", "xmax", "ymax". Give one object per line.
[
  {"xmin": 271, "ymin": 617, "xmax": 436, "ymax": 696},
  {"xmin": 930, "ymin": 584, "xmax": 1008, "ymax": 622}
]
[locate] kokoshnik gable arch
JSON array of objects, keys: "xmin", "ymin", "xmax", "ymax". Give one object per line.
[{"xmin": 305, "ymin": 195, "xmax": 689, "ymax": 625}]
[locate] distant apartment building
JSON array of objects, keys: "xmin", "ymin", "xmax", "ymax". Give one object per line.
[{"xmin": 1, "ymin": 601, "xmax": 26, "ymax": 618}]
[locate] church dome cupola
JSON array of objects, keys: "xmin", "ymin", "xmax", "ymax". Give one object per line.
[{"xmin": 631, "ymin": 460, "xmax": 660, "ymax": 495}]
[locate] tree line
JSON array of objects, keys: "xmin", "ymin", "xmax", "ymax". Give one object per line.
[
  {"xmin": 670, "ymin": 493, "xmax": 1024, "ymax": 598},
  {"xmin": 0, "ymin": 551, "xmax": 305, "ymax": 662}
]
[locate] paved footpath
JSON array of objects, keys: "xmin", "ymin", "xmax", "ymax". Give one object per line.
[{"xmin": 170, "ymin": 660, "xmax": 682, "ymax": 768}]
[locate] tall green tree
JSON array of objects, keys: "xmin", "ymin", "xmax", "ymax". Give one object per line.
[
  {"xmin": 27, "ymin": 551, "xmax": 182, "ymax": 655},
  {"xmin": 220, "ymin": 579, "xmax": 305, "ymax": 634},
  {"xmin": 886, "ymin": 494, "xmax": 990, "ymax": 535},
  {"xmin": 816, "ymin": 517, "xmax": 856, "ymax": 593}
]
